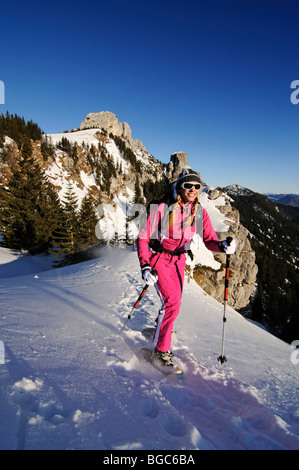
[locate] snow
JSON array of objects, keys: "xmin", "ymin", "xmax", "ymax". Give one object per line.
[
  {"xmin": 105, "ymin": 139, "xmax": 130, "ymax": 171},
  {"xmin": 47, "ymin": 129, "xmax": 102, "ymax": 147},
  {"xmin": 0, "ymin": 249, "xmax": 55, "ymax": 279},
  {"xmin": 187, "ymin": 234, "xmax": 221, "ymax": 271},
  {"xmin": 79, "ymin": 169, "xmax": 97, "ymax": 189},
  {"xmin": 44, "ymin": 157, "xmax": 79, "ymax": 203},
  {"xmin": 45, "ymin": 159, "xmax": 93, "ymax": 207},
  {"xmin": 47, "ymin": 129, "xmax": 130, "ymax": 173},
  {"xmin": 44, "ymin": 129, "xmax": 135, "ymax": 209},
  {"xmin": 0, "ymin": 244, "xmax": 298, "ymax": 451},
  {"xmin": 198, "ymin": 189, "xmax": 231, "ymax": 233}
]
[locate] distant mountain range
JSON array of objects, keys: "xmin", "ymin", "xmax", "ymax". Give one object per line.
[
  {"xmin": 264, "ymin": 193, "xmax": 299, "ymax": 207},
  {"xmin": 223, "ymin": 185, "xmax": 299, "ymax": 208},
  {"xmin": 223, "ymin": 184, "xmax": 299, "ymax": 342}
]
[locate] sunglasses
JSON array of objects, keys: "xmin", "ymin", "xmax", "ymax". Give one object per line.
[{"xmin": 180, "ymin": 182, "xmax": 202, "ymax": 190}]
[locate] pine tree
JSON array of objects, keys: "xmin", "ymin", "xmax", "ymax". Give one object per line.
[
  {"xmin": 0, "ymin": 136, "xmax": 60, "ymax": 254},
  {"xmin": 77, "ymin": 190, "xmax": 99, "ymax": 250},
  {"xmin": 133, "ymin": 176, "xmax": 143, "ymax": 204},
  {"xmin": 52, "ymin": 183, "xmax": 84, "ymax": 265},
  {"xmin": 41, "ymin": 135, "xmax": 55, "ymax": 161},
  {"xmin": 0, "ymin": 112, "xmax": 42, "ymax": 145}
]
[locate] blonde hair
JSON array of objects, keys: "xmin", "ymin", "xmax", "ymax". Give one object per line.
[{"xmin": 168, "ymin": 193, "xmax": 199, "ymax": 231}]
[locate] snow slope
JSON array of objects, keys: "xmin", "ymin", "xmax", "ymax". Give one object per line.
[{"xmin": 0, "ymin": 247, "xmax": 298, "ymax": 450}]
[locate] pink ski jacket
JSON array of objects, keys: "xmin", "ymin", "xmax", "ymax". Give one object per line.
[{"xmin": 137, "ymin": 201, "xmax": 221, "ymax": 268}]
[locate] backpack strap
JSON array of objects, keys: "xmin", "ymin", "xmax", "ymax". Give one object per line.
[
  {"xmin": 148, "ymin": 200, "xmax": 203, "ymax": 257},
  {"xmin": 194, "ymin": 202, "xmax": 203, "ymax": 239}
]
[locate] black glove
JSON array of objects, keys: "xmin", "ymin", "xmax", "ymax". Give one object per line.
[{"xmin": 219, "ymin": 237, "xmax": 236, "ymax": 254}]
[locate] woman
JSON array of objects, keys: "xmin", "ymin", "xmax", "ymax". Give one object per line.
[{"xmin": 136, "ymin": 167, "xmax": 236, "ymax": 371}]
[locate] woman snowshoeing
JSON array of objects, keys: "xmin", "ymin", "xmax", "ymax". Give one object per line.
[{"xmin": 136, "ymin": 167, "xmax": 236, "ymax": 372}]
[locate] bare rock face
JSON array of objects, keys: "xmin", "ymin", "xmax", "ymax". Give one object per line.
[
  {"xmin": 166, "ymin": 152, "xmax": 203, "ymax": 184},
  {"xmin": 79, "ymin": 111, "xmax": 147, "ymax": 154},
  {"xmin": 166, "ymin": 152, "xmax": 189, "ymax": 180},
  {"xmin": 79, "ymin": 111, "xmax": 129, "ymax": 137},
  {"xmin": 194, "ymin": 192, "xmax": 258, "ymax": 310}
]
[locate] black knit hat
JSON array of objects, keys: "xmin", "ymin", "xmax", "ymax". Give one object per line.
[{"xmin": 176, "ymin": 167, "xmax": 201, "ymax": 189}]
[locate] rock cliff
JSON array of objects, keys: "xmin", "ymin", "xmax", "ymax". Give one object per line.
[
  {"xmin": 193, "ymin": 188, "xmax": 258, "ymax": 310},
  {"xmin": 166, "ymin": 152, "xmax": 204, "ymax": 184},
  {"xmin": 78, "ymin": 111, "xmax": 147, "ymax": 155}
]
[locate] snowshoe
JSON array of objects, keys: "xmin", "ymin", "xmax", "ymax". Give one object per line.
[
  {"xmin": 142, "ymin": 327, "xmax": 177, "ymax": 341},
  {"xmin": 140, "ymin": 347, "xmax": 183, "ymax": 375}
]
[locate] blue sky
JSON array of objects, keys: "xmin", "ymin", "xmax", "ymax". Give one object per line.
[{"xmin": 1, "ymin": 0, "xmax": 298, "ymax": 193}]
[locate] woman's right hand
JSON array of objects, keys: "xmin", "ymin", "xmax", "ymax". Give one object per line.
[{"xmin": 141, "ymin": 266, "xmax": 158, "ymax": 286}]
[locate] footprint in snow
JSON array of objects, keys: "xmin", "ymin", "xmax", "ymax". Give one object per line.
[
  {"xmin": 11, "ymin": 377, "xmax": 67, "ymax": 425},
  {"xmin": 140, "ymin": 398, "xmax": 160, "ymax": 419},
  {"xmin": 37, "ymin": 402, "xmax": 67, "ymax": 424},
  {"xmin": 159, "ymin": 413, "xmax": 188, "ymax": 437}
]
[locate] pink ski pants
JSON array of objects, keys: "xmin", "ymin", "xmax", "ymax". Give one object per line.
[{"xmin": 150, "ymin": 252, "xmax": 186, "ymax": 352}]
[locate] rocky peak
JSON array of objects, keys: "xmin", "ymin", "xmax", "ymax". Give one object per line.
[
  {"xmin": 78, "ymin": 111, "xmax": 146, "ymax": 154},
  {"xmin": 166, "ymin": 152, "xmax": 203, "ymax": 184},
  {"xmin": 223, "ymin": 184, "xmax": 254, "ymax": 196}
]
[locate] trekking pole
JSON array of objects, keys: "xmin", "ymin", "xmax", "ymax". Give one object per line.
[
  {"xmin": 120, "ymin": 270, "xmax": 157, "ymax": 332},
  {"xmin": 217, "ymin": 238, "xmax": 233, "ymax": 364}
]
